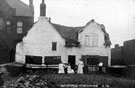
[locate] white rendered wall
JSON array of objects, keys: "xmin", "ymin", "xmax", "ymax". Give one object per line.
[
  {"xmin": 78, "ymin": 22, "xmax": 111, "ymax": 66},
  {"xmin": 16, "ymin": 18, "xmax": 111, "ymax": 66},
  {"xmin": 16, "ymin": 17, "xmax": 66, "ymax": 63}
]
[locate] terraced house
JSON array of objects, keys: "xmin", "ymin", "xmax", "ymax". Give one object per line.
[
  {"xmin": 0, "ymin": 0, "xmax": 34, "ymax": 63},
  {"xmin": 16, "ymin": 0, "xmax": 111, "ymax": 71}
]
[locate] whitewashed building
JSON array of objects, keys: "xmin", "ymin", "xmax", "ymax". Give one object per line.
[{"xmin": 15, "ymin": 0, "xmax": 111, "ymax": 70}]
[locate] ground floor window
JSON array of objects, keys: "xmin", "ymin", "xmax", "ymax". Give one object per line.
[
  {"xmin": 44, "ymin": 56, "xmax": 61, "ymax": 65},
  {"xmin": 99, "ymin": 56, "xmax": 108, "ymax": 66},
  {"xmin": 86, "ymin": 56, "xmax": 99, "ymax": 65},
  {"xmin": 82, "ymin": 55, "xmax": 108, "ymax": 66},
  {"xmin": 25, "ymin": 55, "xmax": 42, "ymax": 65}
]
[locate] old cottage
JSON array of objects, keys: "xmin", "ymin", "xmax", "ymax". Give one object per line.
[{"xmin": 16, "ymin": 0, "xmax": 111, "ymax": 70}]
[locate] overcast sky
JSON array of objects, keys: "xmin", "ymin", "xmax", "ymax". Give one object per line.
[{"xmin": 22, "ymin": 0, "xmax": 135, "ymax": 48}]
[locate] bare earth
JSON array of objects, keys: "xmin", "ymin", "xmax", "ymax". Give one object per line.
[{"xmin": 3, "ymin": 73, "xmax": 135, "ymax": 88}]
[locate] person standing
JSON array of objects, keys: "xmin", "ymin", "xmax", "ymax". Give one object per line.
[
  {"xmin": 58, "ymin": 62, "xmax": 65, "ymax": 74},
  {"xmin": 77, "ymin": 59, "xmax": 84, "ymax": 74}
]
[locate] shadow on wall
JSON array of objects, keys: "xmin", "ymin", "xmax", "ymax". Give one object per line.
[
  {"xmin": 0, "ymin": 49, "xmax": 15, "ymax": 64},
  {"xmin": 0, "ymin": 49, "xmax": 10, "ymax": 64}
]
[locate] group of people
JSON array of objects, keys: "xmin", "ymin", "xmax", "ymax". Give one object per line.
[{"xmin": 58, "ymin": 60, "xmax": 84, "ymax": 74}]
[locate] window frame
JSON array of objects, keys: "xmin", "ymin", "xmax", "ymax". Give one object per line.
[
  {"xmin": 0, "ymin": 17, "xmax": 4, "ymax": 30},
  {"xmin": 25, "ymin": 55, "xmax": 42, "ymax": 65},
  {"xmin": 6, "ymin": 20, "xmax": 11, "ymax": 26},
  {"xmin": 85, "ymin": 33, "xmax": 98, "ymax": 47},
  {"xmin": 17, "ymin": 21, "xmax": 23, "ymax": 34},
  {"xmin": 44, "ymin": 56, "xmax": 61, "ymax": 65},
  {"xmin": 86, "ymin": 56, "xmax": 100, "ymax": 66},
  {"xmin": 52, "ymin": 42, "xmax": 57, "ymax": 51},
  {"xmin": 6, "ymin": 20, "xmax": 11, "ymax": 33}
]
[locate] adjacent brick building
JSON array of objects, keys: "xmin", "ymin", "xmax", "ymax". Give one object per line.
[
  {"xmin": 111, "ymin": 39, "xmax": 135, "ymax": 65},
  {"xmin": 0, "ymin": 0, "xmax": 34, "ymax": 64},
  {"xmin": 123, "ymin": 39, "xmax": 135, "ymax": 65},
  {"xmin": 111, "ymin": 45, "xmax": 124, "ymax": 65}
]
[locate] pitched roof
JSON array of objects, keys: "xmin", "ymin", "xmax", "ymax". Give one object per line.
[
  {"xmin": 51, "ymin": 20, "xmax": 111, "ymax": 45},
  {"xmin": 52, "ymin": 23, "xmax": 84, "ymax": 41},
  {"xmin": 5, "ymin": 0, "xmax": 33, "ymax": 17},
  {"xmin": 100, "ymin": 24, "xmax": 111, "ymax": 45}
]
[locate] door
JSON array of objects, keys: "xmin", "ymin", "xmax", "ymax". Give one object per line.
[{"xmin": 68, "ymin": 55, "xmax": 76, "ymax": 70}]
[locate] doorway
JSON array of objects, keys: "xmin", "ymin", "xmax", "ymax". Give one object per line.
[{"xmin": 68, "ymin": 55, "xmax": 76, "ymax": 70}]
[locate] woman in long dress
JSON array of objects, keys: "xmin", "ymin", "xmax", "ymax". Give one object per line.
[
  {"xmin": 77, "ymin": 60, "xmax": 84, "ymax": 74},
  {"xmin": 58, "ymin": 63, "xmax": 65, "ymax": 74}
]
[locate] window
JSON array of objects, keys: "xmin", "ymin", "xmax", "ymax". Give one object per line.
[
  {"xmin": 17, "ymin": 21, "xmax": 23, "ymax": 34},
  {"xmin": 86, "ymin": 56, "xmax": 99, "ymax": 65},
  {"xmin": 85, "ymin": 33, "xmax": 98, "ymax": 47},
  {"xmin": 52, "ymin": 42, "xmax": 57, "ymax": 51},
  {"xmin": 85, "ymin": 35, "xmax": 89, "ymax": 47},
  {"xmin": 44, "ymin": 56, "xmax": 61, "ymax": 65},
  {"xmin": 0, "ymin": 18, "xmax": 3, "ymax": 30},
  {"xmin": 65, "ymin": 39, "xmax": 80, "ymax": 47},
  {"xmin": 25, "ymin": 55, "xmax": 42, "ymax": 65},
  {"xmin": 6, "ymin": 21, "xmax": 11, "ymax": 26},
  {"xmin": 6, "ymin": 21, "xmax": 11, "ymax": 33}
]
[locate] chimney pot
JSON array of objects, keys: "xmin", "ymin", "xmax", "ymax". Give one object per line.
[
  {"xmin": 29, "ymin": 0, "xmax": 33, "ymax": 7},
  {"xmin": 29, "ymin": 0, "xmax": 34, "ymax": 16},
  {"xmin": 42, "ymin": 0, "xmax": 44, "ymax": 3},
  {"xmin": 49, "ymin": 17, "xmax": 51, "ymax": 22},
  {"xmin": 115, "ymin": 44, "xmax": 119, "ymax": 48}
]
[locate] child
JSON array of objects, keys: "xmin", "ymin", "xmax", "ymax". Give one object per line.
[{"xmin": 67, "ymin": 65, "xmax": 74, "ymax": 74}]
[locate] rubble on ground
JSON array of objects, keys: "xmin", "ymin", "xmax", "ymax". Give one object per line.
[{"xmin": 7, "ymin": 75, "xmax": 58, "ymax": 88}]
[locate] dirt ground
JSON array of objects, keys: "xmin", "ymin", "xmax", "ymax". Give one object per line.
[{"xmin": 3, "ymin": 73, "xmax": 135, "ymax": 88}]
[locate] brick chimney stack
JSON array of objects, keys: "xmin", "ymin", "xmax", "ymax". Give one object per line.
[
  {"xmin": 29, "ymin": 0, "xmax": 33, "ymax": 7},
  {"xmin": 40, "ymin": 0, "xmax": 46, "ymax": 16},
  {"xmin": 115, "ymin": 44, "xmax": 119, "ymax": 48},
  {"xmin": 29, "ymin": 0, "xmax": 34, "ymax": 16}
]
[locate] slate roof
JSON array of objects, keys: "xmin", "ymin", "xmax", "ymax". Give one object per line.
[
  {"xmin": 51, "ymin": 19, "xmax": 111, "ymax": 45},
  {"xmin": 52, "ymin": 23, "xmax": 84, "ymax": 42},
  {"xmin": 5, "ymin": 0, "xmax": 33, "ymax": 17}
]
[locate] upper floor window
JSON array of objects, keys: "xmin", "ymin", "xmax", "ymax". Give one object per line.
[
  {"xmin": 6, "ymin": 21, "xmax": 11, "ymax": 33},
  {"xmin": 6, "ymin": 21, "xmax": 11, "ymax": 26},
  {"xmin": 17, "ymin": 21, "xmax": 23, "ymax": 34},
  {"xmin": 0, "ymin": 18, "xmax": 3, "ymax": 30},
  {"xmin": 85, "ymin": 33, "xmax": 98, "ymax": 47},
  {"xmin": 52, "ymin": 42, "xmax": 57, "ymax": 51}
]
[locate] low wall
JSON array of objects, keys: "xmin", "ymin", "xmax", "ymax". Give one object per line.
[{"xmin": 126, "ymin": 65, "xmax": 135, "ymax": 79}]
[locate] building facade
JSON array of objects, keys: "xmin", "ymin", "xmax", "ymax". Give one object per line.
[
  {"xmin": 111, "ymin": 45, "xmax": 124, "ymax": 65},
  {"xmin": 123, "ymin": 39, "xmax": 135, "ymax": 65},
  {"xmin": 111, "ymin": 39, "xmax": 135, "ymax": 65},
  {"xmin": 15, "ymin": 0, "xmax": 111, "ymax": 69},
  {"xmin": 0, "ymin": 0, "xmax": 34, "ymax": 64}
]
